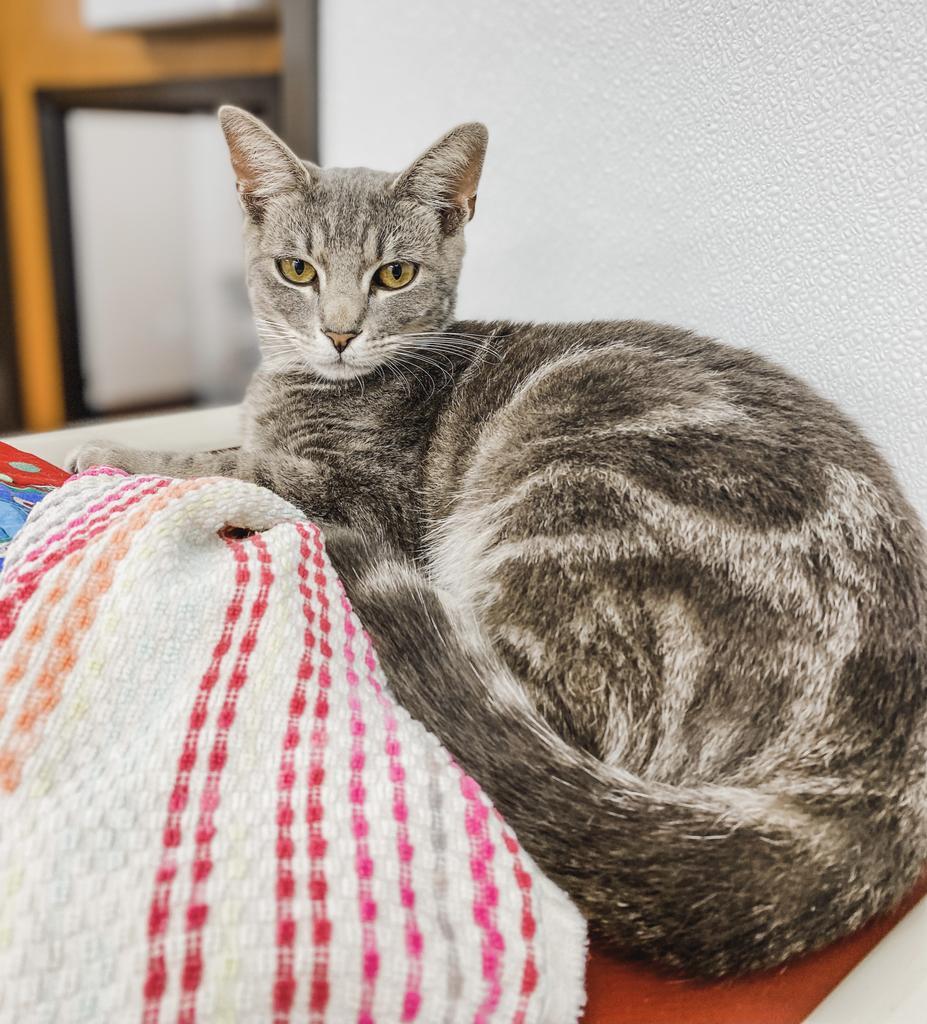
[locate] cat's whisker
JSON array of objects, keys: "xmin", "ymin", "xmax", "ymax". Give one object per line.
[
  {"xmin": 396, "ymin": 333, "xmax": 505, "ymax": 362},
  {"xmin": 399, "ymin": 338, "xmax": 476, "ymax": 351},
  {"xmin": 258, "ymin": 338, "xmax": 297, "ymax": 351},
  {"xmin": 418, "ymin": 331, "xmax": 508, "ymax": 348},
  {"xmin": 260, "ymin": 343, "xmax": 300, "ymax": 356},
  {"xmin": 255, "ymin": 327, "xmax": 298, "ymax": 344},
  {"xmin": 261, "ymin": 347, "xmax": 310, "ymax": 376},
  {"xmin": 385, "ymin": 355, "xmax": 434, "ymax": 397},
  {"xmin": 398, "ymin": 350, "xmax": 455, "ymax": 388},
  {"xmin": 253, "ymin": 316, "xmax": 292, "ymax": 330},
  {"xmin": 261, "ymin": 352, "xmax": 302, "ymax": 371},
  {"xmin": 396, "ymin": 358, "xmax": 437, "ymax": 398},
  {"xmin": 257, "ymin": 336, "xmax": 296, "ymax": 348},
  {"xmin": 428, "ymin": 342, "xmax": 502, "ymax": 360},
  {"xmin": 389, "ymin": 362, "xmax": 413, "ymax": 399},
  {"xmin": 403, "ymin": 330, "xmax": 503, "ymax": 340},
  {"xmin": 399, "ymin": 332, "xmax": 500, "ymax": 348},
  {"xmin": 257, "ymin": 335, "xmax": 301, "ymax": 352},
  {"xmin": 398, "ymin": 335, "xmax": 476, "ymax": 344}
]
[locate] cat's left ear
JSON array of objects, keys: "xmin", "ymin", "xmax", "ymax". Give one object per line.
[
  {"xmin": 394, "ymin": 122, "xmax": 488, "ymax": 234},
  {"xmin": 218, "ymin": 105, "xmax": 318, "ymax": 223}
]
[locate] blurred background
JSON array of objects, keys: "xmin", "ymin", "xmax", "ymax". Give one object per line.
[
  {"xmin": 0, "ymin": 1, "xmax": 925, "ymax": 515},
  {"xmin": 0, "ymin": 0, "xmax": 300, "ymax": 432}
]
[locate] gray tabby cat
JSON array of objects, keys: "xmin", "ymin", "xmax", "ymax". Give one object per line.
[{"xmin": 71, "ymin": 107, "xmax": 927, "ymax": 977}]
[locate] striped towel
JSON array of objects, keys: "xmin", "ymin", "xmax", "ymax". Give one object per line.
[{"xmin": 0, "ymin": 470, "xmax": 587, "ymax": 1023}]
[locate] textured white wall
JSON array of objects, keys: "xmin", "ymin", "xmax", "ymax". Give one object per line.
[{"xmin": 320, "ymin": 1, "xmax": 927, "ymax": 515}]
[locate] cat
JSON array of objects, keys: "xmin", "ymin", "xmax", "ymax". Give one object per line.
[{"xmin": 70, "ymin": 106, "xmax": 927, "ymax": 977}]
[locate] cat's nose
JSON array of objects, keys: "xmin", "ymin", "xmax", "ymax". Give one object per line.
[{"xmin": 324, "ymin": 330, "xmax": 358, "ymax": 352}]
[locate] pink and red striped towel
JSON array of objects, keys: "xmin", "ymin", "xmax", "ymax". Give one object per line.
[{"xmin": 0, "ymin": 469, "xmax": 587, "ymax": 1023}]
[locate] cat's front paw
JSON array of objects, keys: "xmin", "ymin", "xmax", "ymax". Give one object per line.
[{"xmin": 65, "ymin": 441, "xmax": 140, "ymax": 474}]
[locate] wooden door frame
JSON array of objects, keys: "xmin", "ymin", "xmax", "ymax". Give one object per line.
[{"xmin": 0, "ymin": 105, "xmax": 21, "ymax": 433}]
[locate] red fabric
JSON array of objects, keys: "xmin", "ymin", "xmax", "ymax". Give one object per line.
[
  {"xmin": 0, "ymin": 442, "xmax": 69, "ymax": 487},
  {"xmin": 582, "ymin": 871, "xmax": 927, "ymax": 1023}
]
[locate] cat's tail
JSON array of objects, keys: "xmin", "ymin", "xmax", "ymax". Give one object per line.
[{"xmin": 325, "ymin": 528, "xmax": 924, "ymax": 977}]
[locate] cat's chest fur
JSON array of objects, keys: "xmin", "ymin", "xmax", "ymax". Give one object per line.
[
  {"xmin": 241, "ymin": 367, "xmax": 446, "ymax": 546},
  {"xmin": 247, "ymin": 369, "xmax": 406, "ymax": 448}
]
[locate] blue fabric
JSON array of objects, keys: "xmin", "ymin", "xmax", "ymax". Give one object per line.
[{"xmin": 0, "ymin": 482, "xmax": 54, "ymax": 573}]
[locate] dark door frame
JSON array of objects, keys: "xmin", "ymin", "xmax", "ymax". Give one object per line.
[
  {"xmin": 0, "ymin": 106, "xmax": 22, "ymax": 433},
  {"xmin": 280, "ymin": 0, "xmax": 319, "ymax": 160},
  {"xmin": 36, "ymin": 75, "xmax": 288, "ymax": 422}
]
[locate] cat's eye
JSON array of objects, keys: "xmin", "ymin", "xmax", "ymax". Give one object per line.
[
  {"xmin": 375, "ymin": 261, "xmax": 417, "ymax": 290},
  {"xmin": 277, "ymin": 257, "xmax": 317, "ymax": 285}
]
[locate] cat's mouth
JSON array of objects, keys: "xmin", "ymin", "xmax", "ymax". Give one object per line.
[
  {"xmin": 312, "ymin": 343, "xmax": 381, "ymax": 381},
  {"xmin": 315, "ymin": 358, "xmax": 372, "ymax": 381},
  {"xmin": 256, "ymin": 318, "xmax": 380, "ymax": 381}
]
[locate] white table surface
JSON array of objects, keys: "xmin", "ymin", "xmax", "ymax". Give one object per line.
[
  {"xmin": 5, "ymin": 404, "xmax": 926, "ymax": 1023},
  {"xmin": 6, "ymin": 404, "xmax": 242, "ymax": 466}
]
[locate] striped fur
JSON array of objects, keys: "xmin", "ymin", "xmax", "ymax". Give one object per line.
[{"xmin": 70, "ymin": 113, "xmax": 927, "ymax": 976}]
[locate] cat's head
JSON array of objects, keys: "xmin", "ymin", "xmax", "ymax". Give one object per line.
[{"xmin": 218, "ymin": 106, "xmax": 487, "ymax": 382}]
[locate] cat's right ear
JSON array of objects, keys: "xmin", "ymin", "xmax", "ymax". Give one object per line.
[{"xmin": 218, "ymin": 106, "xmax": 317, "ymax": 223}]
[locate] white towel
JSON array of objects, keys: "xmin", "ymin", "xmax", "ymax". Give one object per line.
[{"xmin": 0, "ymin": 469, "xmax": 586, "ymax": 1024}]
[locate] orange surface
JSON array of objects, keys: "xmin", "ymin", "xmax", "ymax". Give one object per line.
[
  {"xmin": 582, "ymin": 870, "xmax": 927, "ymax": 1023},
  {"xmin": 0, "ymin": 0, "xmax": 280, "ymax": 430}
]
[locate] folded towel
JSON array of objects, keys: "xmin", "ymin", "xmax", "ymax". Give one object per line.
[{"xmin": 0, "ymin": 469, "xmax": 586, "ymax": 1023}]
